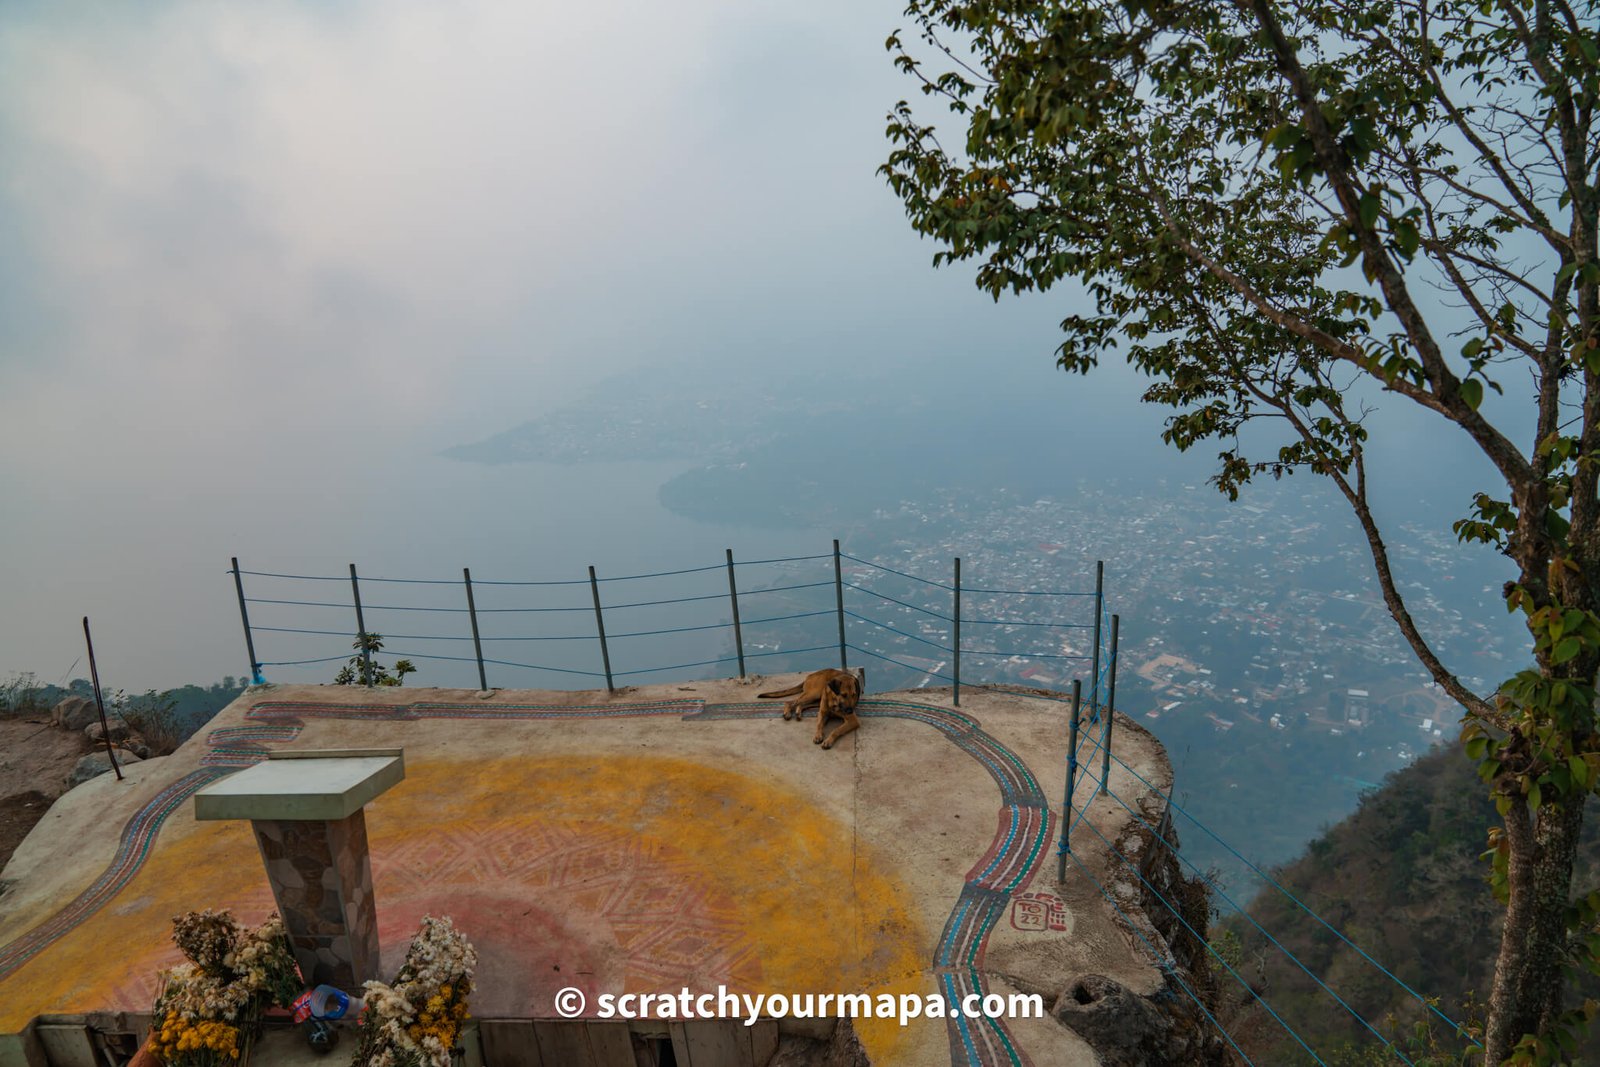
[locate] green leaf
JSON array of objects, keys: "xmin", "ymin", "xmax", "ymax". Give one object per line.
[
  {"xmin": 1358, "ymin": 192, "xmax": 1380, "ymax": 228},
  {"xmin": 1571, "ymin": 755, "xmax": 1589, "ymax": 791},
  {"xmin": 1460, "ymin": 378, "xmax": 1484, "ymax": 411},
  {"xmin": 1553, "ymin": 637, "xmax": 1582, "ymax": 664}
]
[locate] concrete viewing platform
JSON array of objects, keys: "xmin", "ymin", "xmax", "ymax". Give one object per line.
[{"xmin": 0, "ymin": 676, "xmax": 1176, "ymax": 1067}]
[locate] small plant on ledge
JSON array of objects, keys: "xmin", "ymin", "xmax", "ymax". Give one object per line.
[
  {"xmin": 351, "ymin": 915, "xmax": 476, "ymax": 1067},
  {"xmin": 333, "ymin": 633, "xmax": 417, "ymax": 687}
]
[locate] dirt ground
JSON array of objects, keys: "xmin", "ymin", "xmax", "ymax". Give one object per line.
[{"xmin": 0, "ymin": 718, "xmax": 90, "ymax": 873}]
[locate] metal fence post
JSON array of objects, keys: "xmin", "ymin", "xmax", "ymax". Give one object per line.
[
  {"xmin": 1057, "ymin": 678, "xmax": 1082, "ymax": 883},
  {"xmin": 589, "ymin": 565, "xmax": 615, "ymax": 692},
  {"xmin": 833, "ymin": 539, "xmax": 847, "ymax": 669},
  {"xmin": 726, "ymin": 549, "xmax": 746, "ymax": 678},
  {"xmin": 1088, "ymin": 560, "xmax": 1104, "ymax": 722},
  {"xmin": 464, "ymin": 567, "xmax": 488, "ymax": 691},
  {"xmin": 349, "ymin": 564, "xmax": 372, "ymax": 687},
  {"xmin": 1100, "ymin": 614, "xmax": 1120, "ymax": 796},
  {"xmin": 81, "ymin": 617, "xmax": 123, "ymax": 782},
  {"xmin": 231, "ymin": 557, "xmax": 263, "ymax": 685},
  {"xmin": 953, "ymin": 556, "xmax": 962, "ymax": 707}
]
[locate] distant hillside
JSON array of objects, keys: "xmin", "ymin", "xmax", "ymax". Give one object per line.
[
  {"xmin": 0, "ymin": 674, "xmax": 246, "ymax": 741},
  {"xmin": 1222, "ymin": 744, "xmax": 1600, "ymax": 1062}
]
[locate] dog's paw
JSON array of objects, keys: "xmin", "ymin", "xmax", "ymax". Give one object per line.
[
  {"xmin": 813, "ymin": 735, "xmax": 824, "ymax": 745},
  {"xmin": 821, "ymin": 738, "xmax": 834, "ymax": 749}
]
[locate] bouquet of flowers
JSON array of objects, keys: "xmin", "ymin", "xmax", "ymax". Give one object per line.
[
  {"xmin": 351, "ymin": 916, "xmax": 476, "ymax": 1067},
  {"xmin": 148, "ymin": 911, "xmax": 302, "ymax": 1066}
]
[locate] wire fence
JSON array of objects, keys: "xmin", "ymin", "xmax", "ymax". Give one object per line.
[
  {"xmin": 227, "ymin": 542, "xmax": 1471, "ymax": 1063},
  {"xmin": 228, "ymin": 542, "xmax": 1108, "ymax": 702}
]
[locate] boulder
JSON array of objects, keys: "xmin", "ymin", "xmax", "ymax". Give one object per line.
[
  {"xmin": 67, "ymin": 749, "xmax": 143, "ymax": 788},
  {"xmin": 51, "ymin": 696, "xmax": 100, "ymax": 732},
  {"xmin": 1052, "ymin": 973, "xmax": 1228, "ymax": 1067},
  {"xmin": 85, "ymin": 716, "xmax": 131, "ymax": 744}
]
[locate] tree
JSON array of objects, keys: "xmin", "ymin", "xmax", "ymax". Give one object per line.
[
  {"xmin": 882, "ymin": 0, "xmax": 1599, "ymax": 1061},
  {"xmin": 333, "ymin": 633, "xmax": 416, "ymax": 688}
]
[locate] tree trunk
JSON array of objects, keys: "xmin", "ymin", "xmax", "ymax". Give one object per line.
[{"xmin": 1483, "ymin": 795, "xmax": 1587, "ymax": 1063}]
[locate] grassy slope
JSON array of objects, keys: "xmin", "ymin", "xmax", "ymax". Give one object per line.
[{"xmin": 1222, "ymin": 744, "xmax": 1600, "ymax": 1063}]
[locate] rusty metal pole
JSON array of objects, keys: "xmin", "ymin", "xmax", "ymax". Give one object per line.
[
  {"xmin": 81, "ymin": 617, "xmax": 122, "ymax": 782},
  {"xmin": 589, "ymin": 566, "xmax": 615, "ymax": 692},
  {"xmin": 726, "ymin": 549, "xmax": 746, "ymax": 678},
  {"xmin": 231, "ymin": 558, "xmax": 262, "ymax": 685},
  {"xmin": 833, "ymin": 540, "xmax": 847, "ymax": 669},
  {"xmin": 464, "ymin": 568, "xmax": 487, "ymax": 691},
  {"xmin": 953, "ymin": 557, "xmax": 962, "ymax": 707},
  {"xmin": 349, "ymin": 564, "xmax": 372, "ymax": 687},
  {"xmin": 1100, "ymin": 614, "xmax": 1120, "ymax": 796},
  {"xmin": 1057, "ymin": 678, "xmax": 1082, "ymax": 883},
  {"xmin": 1088, "ymin": 561, "xmax": 1104, "ymax": 722}
]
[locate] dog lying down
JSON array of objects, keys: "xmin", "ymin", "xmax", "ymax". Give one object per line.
[{"xmin": 757, "ymin": 668, "xmax": 863, "ymax": 750}]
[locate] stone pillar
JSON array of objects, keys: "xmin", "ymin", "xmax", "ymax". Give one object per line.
[
  {"xmin": 194, "ymin": 749, "xmax": 404, "ymax": 994},
  {"xmin": 251, "ymin": 810, "xmax": 378, "ymax": 989}
]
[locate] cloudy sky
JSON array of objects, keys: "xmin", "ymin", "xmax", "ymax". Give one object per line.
[
  {"xmin": 0, "ymin": 0, "xmax": 1507, "ymax": 690},
  {"xmin": 0, "ymin": 0, "xmax": 1100, "ymax": 687}
]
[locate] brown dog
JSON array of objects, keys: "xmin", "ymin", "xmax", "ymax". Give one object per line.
[{"xmin": 757, "ymin": 669, "xmax": 863, "ymax": 749}]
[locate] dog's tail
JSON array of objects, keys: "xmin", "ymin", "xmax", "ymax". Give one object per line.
[{"xmin": 756, "ymin": 684, "xmax": 804, "ymax": 699}]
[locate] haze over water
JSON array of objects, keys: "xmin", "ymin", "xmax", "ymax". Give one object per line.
[{"xmin": 2, "ymin": 0, "xmax": 1508, "ymax": 695}]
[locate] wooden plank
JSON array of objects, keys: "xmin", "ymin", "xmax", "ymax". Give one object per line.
[
  {"xmin": 458, "ymin": 1020, "xmax": 485, "ymax": 1067},
  {"xmin": 668, "ymin": 1022, "xmax": 692, "ymax": 1067},
  {"xmin": 583, "ymin": 1023, "xmax": 635, "ymax": 1066},
  {"xmin": 478, "ymin": 1020, "xmax": 543, "ymax": 1067},
  {"xmin": 749, "ymin": 1019, "xmax": 778, "ymax": 1065},
  {"xmin": 532, "ymin": 1021, "xmax": 595, "ymax": 1067},
  {"xmin": 33, "ymin": 1027, "xmax": 97, "ymax": 1067},
  {"xmin": 681, "ymin": 1020, "xmax": 749, "ymax": 1067}
]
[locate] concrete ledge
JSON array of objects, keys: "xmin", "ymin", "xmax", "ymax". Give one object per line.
[{"xmin": 193, "ymin": 749, "xmax": 404, "ymax": 822}]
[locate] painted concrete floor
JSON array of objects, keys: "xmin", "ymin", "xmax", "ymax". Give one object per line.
[{"xmin": 0, "ymin": 677, "xmax": 1170, "ymax": 1067}]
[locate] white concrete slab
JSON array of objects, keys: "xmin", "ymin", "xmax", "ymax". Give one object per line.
[{"xmin": 193, "ymin": 749, "xmax": 404, "ymax": 821}]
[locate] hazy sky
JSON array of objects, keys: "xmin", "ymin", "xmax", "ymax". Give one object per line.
[{"xmin": 0, "ymin": 0, "xmax": 1514, "ymax": 689}]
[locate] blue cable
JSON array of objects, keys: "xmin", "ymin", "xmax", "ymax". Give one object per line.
[
  {"xmin": 959, "ymin": 648, "xmax": 1090, "ymax": 661},
  {"xmin": 844, "ymin": 610, "xmax": 954, "ymax": 653},
  {"xmin": 735, "ymin": 553, "xmax": 833, "ymax": 565},
  {"xmin": 612, "ymin": 655, "xmax": 742, "ymax": 677},
  {"xmin": 839, "ymin": 553, "xmax": 955, "ymax": 590},
  {"xmin": 463, "ymin": 577, "xmax": 590, "ymax": 587},
  {"xmin": 361, "ymin": 576, "xmax": 462, "ymax": 585},
  {"xmin": 603, "ymin": 591, "xmax": 729, "ymax": 610},
  {"xmin": 359, "ymin": 603, "xmax": 472, "ymax": 613},
  {"xmin": 477, "ymin": 657, "xmax": 606, "ymax": 677},
  {"xmin": 961, "ymin": 617, "xmax": 1094, "ymax": 629},
  {"xmin": 1067, "ymin": 794, "xmax": 1331, "ymax": 1065},
  {"xmin": 256, "ymin": 654, "xmax": 355, "ymax": 666},
  {"xmin": 846, "ymin": 643, "xmax": 959, "ymax": 685},
  {"xmin": 1103, "ymin": 748, "xmax": 1472, "ymax": 1040},
  {"xmin": 745, "ymin": 644, "xmax": 839, "ymax": 660},
  {"xmin": 738, "ymin": 610, "xmax": 837, "ymax": 628},
  {"xmin": 1090, "ymin": 767, "xmax": 1411, "ymax": 1059},
  {"xmin": 1063, "ymin": 850, "xmax": 1256, "ymax": 1065},
  {"xmin": 843, "ymin": 582, "xmax": 953, "ymax": 620},
  {"xmin": 966, "ymin": 587, "xmax": 1097, "ymax": 597},
  {"xmin": 236, "ymin": 570, "xmax": 343, "ymax": 582},
  {"xmin": 595, "ymin": 563, "xmax": 727, "ymax": 582},
  {"xmin": 606, "ymin": 621, "xmax": 735, "ymax": 640},
  {"xmin": 737, "ymin": 581, "xmax": 835, "ymax": 598}
]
